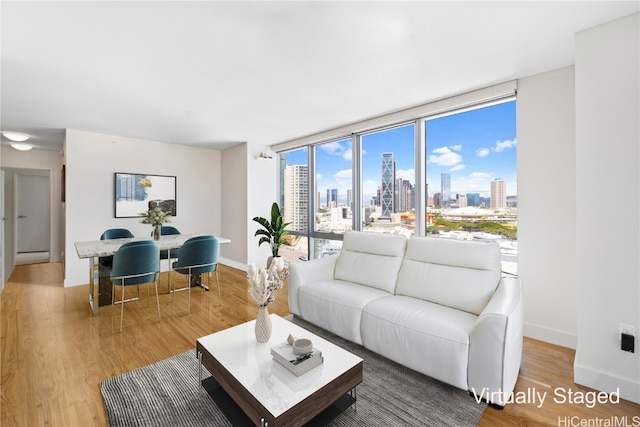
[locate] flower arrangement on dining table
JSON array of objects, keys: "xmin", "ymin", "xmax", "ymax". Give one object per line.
[
  {"xmin": 247, "ymin": 258, "xmax": 289, "ymax": 307},
  {"xmin": 139, "ymin": 207, "xmax": 171, "ymax": 239}
]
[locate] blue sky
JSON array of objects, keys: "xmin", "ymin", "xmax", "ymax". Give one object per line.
[{"xmin": 285, "ymin": 100, "xmax": 516, "ymax": 205}]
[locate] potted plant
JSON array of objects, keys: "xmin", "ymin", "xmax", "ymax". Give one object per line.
[
  {"xmin": 140, "ymin": 207, "xmax": 171, "ymax": 240},
  {"xmin": 253, "ymin": 202, "xmax": 290, "ymax": 266}
]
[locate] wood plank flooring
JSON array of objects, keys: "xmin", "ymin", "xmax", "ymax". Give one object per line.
[{"xmin": 1, "ymin": 263, "xmax": 638, "ymax": 426}]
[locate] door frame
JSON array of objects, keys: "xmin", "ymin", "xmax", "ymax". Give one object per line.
[
  {"xmin": 15, "ymin": 171, "xmax": 51, "ymax": 255},
  {"xmin": 1, "ymin": 167, "xmax": 53, "ymax": 273}
]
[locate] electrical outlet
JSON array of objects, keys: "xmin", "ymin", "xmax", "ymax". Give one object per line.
[{"xmin": 619, "ymin": 324, "xmax": 635, "ymax": 340}]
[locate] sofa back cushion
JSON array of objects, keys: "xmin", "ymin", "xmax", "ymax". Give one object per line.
[
  {"xmin": 396, "ymin": 237, "xmax": 501, "ymax": 315},
  {"xmin": 334, "ymin": 231, "xmax": 407, "ymax": 293}
]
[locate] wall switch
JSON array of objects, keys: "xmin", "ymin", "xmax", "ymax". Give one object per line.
[{"xmin": 621, "ymin": 333, "xmax": 635, "ymax": 353}]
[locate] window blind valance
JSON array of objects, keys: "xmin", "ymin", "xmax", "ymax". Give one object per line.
[{"xmin": 271, "ymin": 80, "xmax": 517, "ymax": 152}]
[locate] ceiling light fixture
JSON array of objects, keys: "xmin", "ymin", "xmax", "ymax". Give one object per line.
[
  {"xmin": 2, "ymin": 131, "xmax": 30, "ymax": 142},
  {"xmin": 10, "ymin": 143, "xmax": 34, "ymax": 151}
]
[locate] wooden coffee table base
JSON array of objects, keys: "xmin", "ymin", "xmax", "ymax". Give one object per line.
[
  {"xmin": 201, "ymin": 375, "xmax": 358, "ymax": 427},
  {"xmin": 197, "ymin": 345, "xmax": 363, "ymax": 426}
]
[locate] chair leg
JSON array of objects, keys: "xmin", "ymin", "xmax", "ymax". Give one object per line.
[
  {"xmin": 120, "ymin": 283, "xmax": 125, "ymax": 333},
  {"xmin": 112, "ymin": 281, "xmax": 116, "ymax": 324},
  {"xmin": 154, "ymin": 276, "xmax": 161, "ymax": 321},
  {"xmin": 167, "ymin": 258, "xmax": 172, "ymax": 294},
  {"xmin": 187, "ymin": 271, "xmax": 191, "ymax": 314},
  {"xmin": 213, "ymin": 271, "xmax": 222, "ymax": 306}
]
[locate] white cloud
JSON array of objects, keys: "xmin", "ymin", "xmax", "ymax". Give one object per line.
[
  {"xmin": 318, "ymin": 140, "xmax": 353, "ymax": 161},
  {"xmin": 475, "ymin": 148, "xmax": 490, "ymax": 157},
  {"xmin": 449, "ymin": 164, "xmax": 466, "ymax": 172},
  {"xmin": 334, "ymin": 169, "xmax": 352, "ymax": 181},
  {"xmin": 452, "ymin": 171, "xmax": 493, "ymax": 195},
  {"xmin": 492, "ymin": 138, "xmax": 517, "ymax": 153},
  {"xmin": 318, "ymin": 140, "xmax": 344, "ymax": 155},
  {"xmin": 396, "ymin": 168, "xmax": 415, "ymax": 181},
  {"xmin": 362, "ymin": 179, "xmax": 379, "ymax": 199},
  {"xmin": 342, "ymin": 147, "xmax": 352, "ymax": 161},
  {"xmin": 450, "ymin": 145, "xmax": 462, "ymax": 152},
  {"xmin": 316, "ymin": 173, "xmax": 323, "ymax": 181},
  {"xmin": 428, "ymin": 146, "xmax": 463, "ymax": 167}
]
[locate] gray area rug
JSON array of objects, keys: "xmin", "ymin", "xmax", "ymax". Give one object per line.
[{"xmin": 100, "ymin": 316, "xmax": 486, "ymax": 426}]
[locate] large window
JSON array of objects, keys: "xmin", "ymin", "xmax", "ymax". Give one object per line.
[
  {"xmin": 361, "ymin": 124, "xmax": 415, "ymax": 234},
  {"xmin": 278, "ymin": 93, "xmax": 517, "ymax": 275},
  {"xmin": 314, "ymin": 138, "xmax": 353, "ymax": 234},
  {"xmin": 424, "ymin": 99, "xmax": 517, "ymax": 275},
  {"xmin": 279, "ymin": 147, "xmax": 309, "ymax": 262}
]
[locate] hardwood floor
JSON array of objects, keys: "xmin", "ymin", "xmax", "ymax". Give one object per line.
[{"xmin": 1, "ymin": 263, "xmax": 638, "ymax": 426}]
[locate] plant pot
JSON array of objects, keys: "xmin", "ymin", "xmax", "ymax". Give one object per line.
[{"xmin": 267, "ymin": 256, "xmax": 284, "ymax": 270}]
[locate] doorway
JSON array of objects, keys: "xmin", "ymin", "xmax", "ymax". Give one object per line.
[{"xmin": 14, "ymin": 170, "xmax": 51, "ymax": 265}]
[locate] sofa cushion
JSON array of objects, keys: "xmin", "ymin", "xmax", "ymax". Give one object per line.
[
  {"xmin": 396, "ymin": 237, "xmax": 501, "ymax": 315},
  {"xmin": 298, "ymin": 279, "xmax": 390, "ymax": 345},
  {"xmin": 361, "ymin": 295, "xmax": 477, "ymax": 389},
  {"xmin": 334, "ymin": 231, "xmax": 407, "ymax": 293}
]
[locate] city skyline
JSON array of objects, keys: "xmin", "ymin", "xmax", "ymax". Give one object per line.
[{"xmin": 285, "ymin": 100, "xmax": 516, "ymax": 207}]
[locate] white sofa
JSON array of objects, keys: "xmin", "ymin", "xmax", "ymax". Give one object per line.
[{"xmin": 288, "ymin": 230, "xmax": 523, "ymax": 406}]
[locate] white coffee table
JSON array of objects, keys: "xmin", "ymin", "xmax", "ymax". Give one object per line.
[{"xmin": 196, "ymin": 314, "xmax": 363, "ymax": 426}]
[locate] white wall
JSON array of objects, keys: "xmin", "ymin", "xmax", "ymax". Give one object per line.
[
  {"xmin": 517, "ymin": 66, "xmax": 577, "ymax": 348},
  {"xmin": 64, "ymin": 129, "xmax": 221, "ymax": 287},
  {"xmin": 246, "ymin": 143, "xmax": 278, "ymax": 269},
  {"xmin": 574, "ymin": 13, "xmax": 639, "ymax": 403},
  {"xmin": 220, "ymin": 143, "xmax": 248, "ymax": 270}
]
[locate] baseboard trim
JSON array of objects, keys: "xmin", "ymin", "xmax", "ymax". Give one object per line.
[
  {"xmin": 574, "ymin": 363, "xmax": 640, "ymax": 404},
  {"xmin": 524, "ymin": 322, "xmax": 577, "ymax": 349},
  {"xmin": 219, "ymin": 257, "xmax": 247, "ymax": 272}
]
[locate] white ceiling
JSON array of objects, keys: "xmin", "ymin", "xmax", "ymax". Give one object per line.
[{"xmin": 1, "ymin": 1, "xmax": 638, "ymax": 152}]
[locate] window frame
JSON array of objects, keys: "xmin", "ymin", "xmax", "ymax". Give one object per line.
[{"xmin": 276, "ymin": 87, "xmax": 517, "ymax": 264}]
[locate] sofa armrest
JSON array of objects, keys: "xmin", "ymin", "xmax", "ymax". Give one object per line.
[
  {"xmin": 288, "ymin": 255, "xmax": 339, "ymax": 315},
  {"xmin": 468, "ymin": 276, "xmax": 524, "ymax": 406}
]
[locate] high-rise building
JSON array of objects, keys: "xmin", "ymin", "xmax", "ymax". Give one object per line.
[
  {"xmin": 466, "ymin": 193, "xmax": 480, "ymax": 207},
  {"xmin": 326, "ymin": 188, "xmax": 338, "ymax": 208},
  {"xmin": 441, "ymin": 172, "xmax": 451, "ymax": 209},
  {"xmin": 490, "ymin": 178, "xmax": 506, "ymax": 209},
  {"xmin": 346, "ymin": 189, "xmax": 353, "ymax": 211},
  {"xmin": 381, "ymin": 152, "xmax": 395, "ymax": 218},
  {"xmin": 396, "ymin": 179, "xmax": 413, "ymax": 212},
  {"xmin": 283, "ymin": 164, "xmax": 308, "ymax": 231}
]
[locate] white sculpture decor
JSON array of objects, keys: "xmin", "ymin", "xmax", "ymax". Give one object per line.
[{"xmin": 247, "ymin": 258, "xmax": 288, "ymax": 342}]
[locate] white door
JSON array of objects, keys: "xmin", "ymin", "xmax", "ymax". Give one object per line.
[{"xmin": 16, "ymin": 173, "xmax": 50, "ymax": 253}]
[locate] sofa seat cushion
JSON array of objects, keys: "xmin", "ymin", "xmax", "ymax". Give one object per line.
[
  {"xmin": 361, "ymin": 295, "xmax": 478, "ymax": 389},
  {"xmin": 334, "ymin": 231, "xmax": 407, "ymax": 293},
  {"xmin": 396, "ymin": 237, "xmax": 501, "ymax": 315},
  {"xmin": 298, "ymin": 279, "xmax": 391, "ymax": 345}
]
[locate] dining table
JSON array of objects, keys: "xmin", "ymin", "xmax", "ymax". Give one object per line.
[{"xmin": 74, "ymin": 234, "xmax": 230, "ymax": 315}]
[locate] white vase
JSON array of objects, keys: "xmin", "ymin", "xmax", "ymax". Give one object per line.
[{"xmin": 255, "ymin": 305, "xmax": 272, "ymax": 343}]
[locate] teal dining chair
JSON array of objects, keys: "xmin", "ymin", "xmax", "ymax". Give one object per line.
[
  {"xmin": 171, "ymin": 235, "xmax": 221, "ymax": 313},
  {"xmin": 110, "ymin": 240, "xmax": 161, "ymax": 332},
  {"xmin": 98, "ymin": 228, "xmax": 134, "ymax": 307},
  {"xmin": 98, "ymin": 228, "xmax": 134, "ymax": 268}
]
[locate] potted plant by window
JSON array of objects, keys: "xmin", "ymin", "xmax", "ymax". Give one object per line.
[{"xmin": 252, "ymin": 202, "xmax": 290, "ymax": 268}]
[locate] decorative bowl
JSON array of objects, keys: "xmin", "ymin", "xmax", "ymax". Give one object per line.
[{"xmin": 292, "ymin": 338, "xmax": 313, "ymax": 355}]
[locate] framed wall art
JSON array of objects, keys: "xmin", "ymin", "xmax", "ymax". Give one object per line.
[{"xmin": 114, "ymin": 172, "xmax": 177, "ymax": 218}]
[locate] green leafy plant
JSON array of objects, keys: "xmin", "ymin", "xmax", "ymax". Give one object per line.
[
  {"xmin": 139, "ymin": 207, "xmax": 171, "ymax": 227},
  {"xmin": 252, "ymin": 202, "xmax": 290, "ymax": 257}
]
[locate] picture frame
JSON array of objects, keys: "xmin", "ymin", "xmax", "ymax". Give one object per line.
[{"xmin": 114, "ymin": 172, "xmax": 177, "ymax": 218}]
